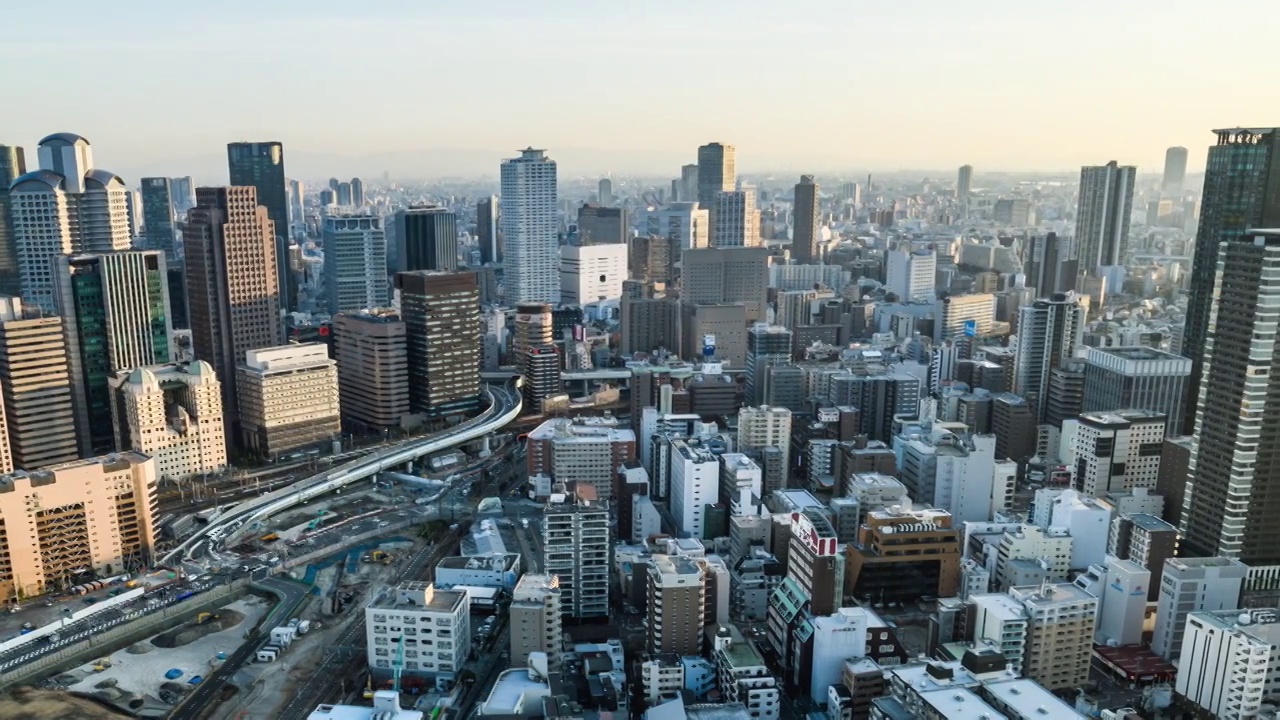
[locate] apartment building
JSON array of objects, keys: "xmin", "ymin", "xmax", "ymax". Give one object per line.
[
  {"xmin": 365, "ymin": 582, "xmax": 470, "ymax": 689},
  {"xmin": 542, "ymin": 485, "xmax": 610, "ymax": 620},
  {"xmin": 1176, "ymin": 608, "xmax": 1280, "ymax": 720},
  {"xmin": 526, "ymin": 416, "xmax": 636, "ymax": 503},
  {"xmin": 1009, "ymin": 583, "xmax": 1097, "ymax": 691},
  {"xmin": 509, "ymin": 573, "xmax": 563, "ymax": 673},
  {"xmin": 646, "ymin": 554, "xmax": 706, "ymax": 656}
]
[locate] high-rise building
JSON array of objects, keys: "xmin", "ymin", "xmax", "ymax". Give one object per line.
[
  {"xmin": 526, "ymin": 416, "xmax": 635, "ymax": 503},
  {"xmin": 792, "ymin": 175, "xmax": 819, "ymax": 263},
  {"xmin": 745, "ymin": 324, "xmax": 793, "ymax": 406},
  {"xmin": 1161, "ymin": 146, "xmax": 1188, "ymax": 197},
  {"xmin": 226, "ymin": 141, "xmax": 291, "ymax": 312},
  {"xmin": 680, "ymin": 246, "xmax": 769, "ymax": 321},
  {"xmin": 596, "ymin": 177, "xmax": 613, "ymax": 206},
  {"xmin": 576, "ymin": 203, "xmax": 626, "ymax": 245},
  {"xmin": 1061, "ymin": 410, "xmax": 1165, "ymax": 496},
  {"xmin": 476, "ymin": 195, "xmax": 500, "ymax": 265},
  {"xmin": 738, "ymin": 405, "xmax": 792, "ymax": 493},
  {"xmin": 336, "ymin": 182, "xmax": 352, "ymax": 207},
  {"xmin": 992, "ymin": 198, "xmax": 1033, "ymax": 226},
  {"xmin": 393, "ymin": 205, "xmax": 457, "ymax": 274},
  {"xmin": 646, "ymin": 554, "xmax": 705, "ymax": 655},
  {"xmin": 668, "ymin": 437, "xmax": 719, "ymax": 538},
  {"xmin": 140, "ymin": 177, "xmax": 177, "ymax": 261},
  {"xmin": 1182, "ymin": 128, "xmax": 1280, "ymax": 436},
  {"xmin": 184, "ymin": 186, "xmax": 282, "ymax": 426},
  {"xmin": 542, "ymin": 485, "xmax": 610, "ymax": 620},
  {"xmin": 509, "ymin": 574, "xmax": 563, "ymax": 672},
  {"xmin": 1183, "ymin": 229, "xmax": 1280, "ymax": 567},
  {"xmin": 501, "ymin": 148, "xmax": 559, "ymax": 305},
  {"xmin": 678, "ymin": 164, "xmax": 699, "ymax": 202},
  {"xmin": 711, "ymin": 189, "xmax": 759, "ymax": 248},
  {"xmin": 0, "ymin": 453, "xmax": 157, "ymax": 602},
  {"xmin": 396, "ymin": 271, "xmax": 481, "ymax": 420},
  {"xmin": 324, "ymin": 215, "xmax": 388, "ymax": 314},
  {"xmin": 619, "ymin": 295, "xmax": 679, "ymax": 356},
  {"xmin": 1013, "ymin": 292, "xmax": 1087, "ymax": 423},
  {"xmin": 1023, "ymin": 232, "xmax": 1076, "ymax": 297},
  {"xmin": 1151, "ymin": 557, "xmax": 1246, "ymax": 661},
  {"xmin": 885, "ymin": 248, "xmax": 936, "ymax": 301},
  {"xmin": 649, "ymin": 201, "xmax": 710, "ymax": 254},
  {"xmin": 8, "ymin": 134, "xmax": 132, "ymax": 313},
  {"xmin": 559, "ymin": 244, "xmax": 627, "ymax": 307},
  {"xmin": 627, "ymin": 234, "xmax": 674, "ymax": 287},
  {"xmin": 349, "ymin": 177, "xmax": 364, "ymax": 208},
  {"xmin": 937, "ymin": 293, "xmax": 995, "ymax": 341},
  {"xmin": 1176, "ymin": 608, "xmax": 1280, "ymax": 720},
  {"xmin": 767, "ymin": 509, "xmax": 843, "ymax": 679},
  {"xmin": 696, "ymin": 142, "xmax": 735, "ymax": 208},
  {"xmin": 109, "ymin": 361, "xmax": 226, "ymax": 480},
  {"xmin": 0, "ymin": 145, "xmax": 28, "ymax": 297},
  {"xmin": 0, "ymin": 297, "xmax": 79, "ymax": 469},
  {"xmin": 236, "ymin": 343, "xmax": 340, "ymax": 458},
  {"xmin": 957, "ymin": 165, "xmax": 973, "ymax": 204},
  {"xmin": 170, "ymin": 176, "xmax": 195, "ymax": 213},
  {"xmin": 1009, "ymin": 583, "xmax": 1097, "ymax": 692},
  {"xmin": 55, "ymin": 251, "xmax": 174, "ymax": 455},
  {"xmin": 287, "ymin": 178, "xmax": 304, "ymax": 231},
  {"xmin": 513, "ymin": 303, "xmax": 559, "ymax": 411},
  {"xmin": 1081, "ymin": 347, "xmax": 1191, "ymax": 436},
  {"xmin": 1075, "ymin": 161, "xmax": 1136, "ymax": 271},
  {"xmin": 332, "ymin": 310, "xmax": 409, "ymax": 433}
]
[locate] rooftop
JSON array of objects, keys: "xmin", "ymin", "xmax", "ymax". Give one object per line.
[
  {"xmin": 1124, "ymin": 513, "xmax": 1176, "ymax": 533},
  {"xmin": 983, "ymin": 679, "xmax": 1085, "ymax": 719},
  {"xmin": 1077, "ymin": 409, "xmax": 1167, "ymax": 428},
  {"xmin": 481, "ymin": 668, "xmax": 551, "ymax": 716},
  {"xmin": 919, "ymin": 688, "xmax": 1007, "ymax": 719},
  {"xmin": 1009, "ymin": 582, "xmax": 1098, "ymax": 610},
  {"xmin": 971, "ymin": 594, "xmax": 1027, "ymax": 622},
  {"xmin": 367, "ymin": 582, "xmax": 466, "ymax": 613},
  {"xmin": 307, "ymin": 692, "xmax": 423, "ymax": 720}
]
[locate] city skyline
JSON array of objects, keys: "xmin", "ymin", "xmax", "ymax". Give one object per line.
[{"xmin": 5, "ymin": 1, "xmax": 1276, "ymax": 180}]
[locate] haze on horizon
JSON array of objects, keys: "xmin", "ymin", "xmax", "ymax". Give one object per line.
[{"xmin": 5, "ymin": 0, "xmax": 1277, "ymax": 183}]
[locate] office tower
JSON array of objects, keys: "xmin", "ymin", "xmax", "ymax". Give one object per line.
[
  {"xmin": 937, "ymin": 293, "xmax": 995, "ymax": 341},
  {"xmin": 55, "ymin": 251, "xmax": 174, "ymax": 455},
  {"xmin": 363, "ymin": 583, "xmax": 470, "ymax": 686},
  {"xmin": 0, "ymin": 297, "xmax": 78, "ymax": 469},
  {"xmin": 226, "ymin": 141, "xmax": 291, "ymax": 312},
  {"xmin": 1013, "ymin": 293, "xmax": 1087, "ymax": 422},
  {"xmin": 576, "ymin": 203, "xmax": 626, "ymax": 245},
  {"xmin": 1081, "ymin": 347, "xmax": 1191, "ymax": 436},
  {"xmin": 1161, "ymin": 146, "xmax": 1188, "ymax": 197},
  {"xmin": 394, "ymin": 205, "xmax": 457, "ymax": 274},
  {"xmin": 884, "ymin": 247, "xmax": 936, "ymax": 301},
  {"xmin": 542, "ymin": 485, "xmax": 610, "ymax": 620},
  {"xmin": 667, "ymin": 437, "xmax": 718, "ymax": 538},
  {"xmin": 1023, "ymin": 232, "xmax": 1076, "ymax": 297},
  {"xmin": 627, "ymin": 234, "xmax": 673, "ymax": 287},
  {"xmin": 711, "ymin": 189, "xmax": 759, "ymax": 248},
  {"xmin": 745, "ymin": 323, "xmax": 793, "ymax": 406},
  {"xmin": 236, "ymin": 343, "xmax": 339, "ymax": 458},
  {"xmin": 184, "ymin": 186, "xmax": 282, "ymax": 425},
  {"xmin": 396, "ymin": 271, "xmax": 481, "ymax": 420},
  {"xmin": 331, "ymin": 310, "xmax": 409, "ymax": 433},
  {"xmin": 323, "ymin": 215, "xmax": 388, "ymax": 314},
  {"xmin": 1075, "ymin": 161, "xmax": 1136, "ymax": 271},
  {"xmin": 845, "ymin": 507, "xmax": 961, "ymax": 602},
  {"xmin": 1183, "ymin": 128, "xmax": 1280, "ymax": 435},
  {"xmin": 1184, "ymin": 230, "xmax": 1280, "ymax": 566},
  {"xmin": 1008, "ymin": 583, "xmax": 1097, "ymax": 692},
  {"xmin": 679, "ymin": 164, "xmax": 699, "ymax": 202},
  {"xmin": 992, "ymin": 198, "xmax": 1032, "ymax": 226},
  {"xmin": 957, "ymin": 164, "xmax": 973, "ymax": 203},
  {"xmin": 1175, "ymin": 608, "xmax": 1280, "ymax": 719},
  {"xmin": 501, "ymin": 148, "xmax": 559, "ymax": 305},
  {"xmin": 140, "ymin": 177, "xmax": 176, "ymax": 261},
  {"xmin": 109, "ymin": 361, "xmax": 226, "ymax": 480},
  {"xmin": 0, "ymin": 453, "xmax": 157, "ymax": 601},
  {"xmin": 596, "ymin": 177, "xmax": 613, "ymax": 206},
  {"xmin": 349, "ymin": 177, "xmax": 364, "ymax": 207},
  {"xmin": 328, "ymin": 178, "xmax": 340, "ymax": 193},
  {"xmin": 1108, "ymin": 512, "xmax": 1178, "ymax": 601},
  {"xmin": 170, "ymin": 176, "xmax": 195, "ymax": 213},
  {"xmin": 766, "ymin": 509, "xmax": 842, "ymax": 678},
  {"xmin": 318, "ymin": 189, "xmax": 336, "ymax": 207},
  {"xmin": 1062, "ymin": 410, "xmax": 1165, "ymax": 495},
  {"xmin": 650, "ymin": 202, "xmax": 710, "ymax": 254},
  {"xmin": 477, "ymin": 195, "xmax": 500, "ymax": 265},
  {"xmin": 513, "ymin": 303, "xmax": 558, "ymax": 410},
  {"xmin": 509, "ymin": 574, "xmax": 563, "ymax": 672},
  {"xmin": 738, "ymin": 406, "xmax": 792, "ymax": 492},
  {"xmin": 287, "ymin": 178, "xmax": 304, "ymax": 230},
  {"xmin": 792, "ymin": 175, "xmax": 819, "ymax": 263},
  {"xmin": 896, "ymin": 428, "xmax": 1007, "ymax": 525},
  {"xmin": 696, "ymin": 142, "xmax": 735, "ymax": 207},
  {"xmin": 8, "ymin": 133, "xmax": 132, "ymax": 313},
  {"xmin": 646, "ymin": 554, "xmax": 705, "ymax": 655},
  {"xmin": 336, "ymin": 182, "xmax": 352, "ymax": 206},
  {"xmin": 620, "ymin": 295, "xmax": 678, "ymax": 356},
  {"xmin": 680, "ymin": 246, "xmax": 769, "ymax": 320},
  {"xmin": 526, "ymin": 416, "xmax": 635, "ymax": 503},
  {"xmin": 1151, "ymin": 557, "xmax": 1246, "ymax": 661},
  {"xmin": 0, "ymin": 145, "xmax": 27, "ymax": 297},
  {"xmin": 559, "ymin": 244, "xmax": 627, "ymax": 307},
  {"xmin": 680, "ymin": 302, "xmax": 748, "ymax": 367}
]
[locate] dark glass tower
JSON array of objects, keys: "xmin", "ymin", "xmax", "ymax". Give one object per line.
[
  {"xmin": 0, "ymin": 145, "xmax": 28, "ymax": 297},
  {"xmin": 395, "ymin": 270, "xmax": 481, "ymax": 420},
  {"xmin": 1182, "ymin": 128, "xmax": 1280, "ymax": 434},
  {"xmin": 394, "ymin": 205, "xmax": 457, "ymax": 274},
  {"xmin": 140, "ymin": 177, "xmax": 177, "ymax": 262},
  {"xmin": 227, "ymin": 141, "xmax": 292, "ymax": 314},
  {"xmin": 792, "ymin": 175, "xmax": 819, "ymax": 263}
]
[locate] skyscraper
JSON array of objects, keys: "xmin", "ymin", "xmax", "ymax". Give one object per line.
[
  {"xmin": 1182, "ymin": 230, "xmax": 1280, "ymax": 566},
  {"xmin": 1013, "ymin": 292, "xmax": 1087, "ymax": 423},
  {"xmin": 140, "ymin": 177, "xmax": 177, "ymax": 261},
  {"xmin": 1182, "ymin": 128, "xmax": 1280, "ymax": 436},
  {"xmin": 396, "ymin": 271, "xmax": 482, "ymax": 420},
  {"xmin": 957, "ymin": 164, "xmax": 973, "ymax": 203},
  {"xmin": 0, "ymin": 297, "xmax": 79, "ymax": 470},
  {"xmin": 476, "ymin": 195, "xmax": 500, "ymax": 265},
  {"xmin": 288, "ymin": 178, "xmax": 304, "ymax": 230},
  {"xmin": 170, "ymin": 176, "xmax": 195, "ymax": 213},
  {"xmin": 681, "ymin": 247, "xmax": 770, "ymax": 321},
  {"xmin": 680, "ymin": 164, "xmax": 699, "ymax": 202},
  {"xmin": 226, "ymin": 141, "xmax": 292, "ymax": 313},
  {"xmin": 696, "ymin": 142, "xmax": 735, "ymax": 207},
  {"xmin": 109, "ymin": 361, "xmax": 226, "ymax": 481},
  {"xmin": 1081, "ymin": 346, "xmax": 1191, "ymax": 436},
  {"xmin": 0, "ymin": 145, "xmax": 28, "ymax": 297},
  {"xmin": 1075, "ymin": 161, "xmax": 1136, "ymax": 272},
  {"xmin": 576, "ymin": 203, "xmax": 626, "ymax": 245},
  {"xmin": 792, "ymin": 175, "xmax": 819, "ymax": 263},
  {"xmin": 349, "ymin": 177, "xmax": 364, "ymax": 207},
  {"xmin": 649, "ymin": 202, "xmax": 709, "ymax": 251},
  {"xmin": 711, "ymin": 189, "xmax": 759, "ymax": 248},
  {"xmin": 500, "ymin": 148, "xmax": 559, "ymax": 305},
  {"xmin": 745, "ymin": 323, "xmax": 793, "ymax": 406},
  {"xmin": 323, "ymin": 215, "xmax": 388, "ymax": 314},
  {"xmin": 331, "ymin": 310, "xmax": 410, "ymax": 433},
  {"xmin": 394, "ymin": 205, "xmax": 457, "ymax": 274},
  {"xmin": 1024, "ymin": 232, "xmax": 1076, "ymax": 297},
  {"xmin": 542, "ymin": 485, "xmax": 610, "ymax": 619},
  {"xmin": 1161, "ymin": 146, "xmax": 1188, "ymax": 197},
  {"xmin": 8, "ymin": 133, "xmax": 132, "ymax": 313},
  {"xmin": 184, "ymin": 186, "xmax": 282, "ymax": 428},
  {"xmin": 55, "ymin": 251, "xmax": 174, "ymax": 455},
  {"xmin": 597, "ymin": 177, "xmax": 613, "ymax": 206}
]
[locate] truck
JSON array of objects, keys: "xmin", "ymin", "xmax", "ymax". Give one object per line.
[
  {"xmin": 196, "ymin": 613, "xmax": 218, "ymax": 624},
  {"xmin": 297, "ymin": 620, "xmax": 311, "ymax": 634},
  {"xmin": 259, "ymin": 533, "xmax": 280, "ymax": 543}
]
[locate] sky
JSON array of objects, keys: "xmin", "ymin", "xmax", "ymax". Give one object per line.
[{"xmin": 4, "ymin": 0, "xmax": 1279, "ymax": 182}]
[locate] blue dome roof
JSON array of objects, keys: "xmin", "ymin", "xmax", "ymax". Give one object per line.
[
  {"xmin": 8, "ymin": 169, "xmax": 65, "ymax": 192},
  {"xmin": 38, "ymin": 132, "xmax": 90, "ymax": 146}
]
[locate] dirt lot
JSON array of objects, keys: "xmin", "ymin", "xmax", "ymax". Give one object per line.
[{"xmin": 0, "ymin": 688, "xmax": 130, "ymax": 719}]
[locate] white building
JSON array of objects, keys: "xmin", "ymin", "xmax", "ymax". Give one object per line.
[
  {"xmin": 650, "ymin": 202, "xmax": 709, "ymax": 250},
  {"xmin": 719, "ymin": 453, "xmax": 763, "ymax": 517},
  {"xmin": 713, "ymin": 627, "xmax": 780, "ymax": 720},
  {"xmin": 737, "ymin": 405, "xmax": 792, "ymax": 488},
  {"xmin": 895, "ymin": 424, "xmax": 1008, "ymax": 525},
  {"xmin": 670, "ymin": 439, "xmax": 720, "ymax": 538},
  {"xmin": 983, "ymin": 678, "xmax": 1088, "ymax": 720},
  {"xmin": 365, "ymin": 583, "xmax": 470, "ymax": 689},
  {"xmin": 1049, "ymin": 490, "xmax": 1111, "ymax": 571},
  {"xmin": 937, "ymin": 293, "xmax": 996, "ymax": 342},
  {"xmin": 323, "ymin": 214, "xmax": 387, "ymax": 314},
  {"xmin": 885, "ymin": 247, "xmax": 937, "ymax": 302},
  {"xmin": 995, "ymin": 526, "xmax": 1072, "ymax": 591},
  {"xmin": 1082, "ymin": 558, "xmax": 1149, "ymax": 647},
  {"xmin": 711, "ymin": 189, "xmax": 759, "ymax": 248},
  {"xmin": 809, "ymin": 608, "xmax": 870, "ymax": 705},
  {"xmin": 560, "ymin": 243, "xmax": 627, "ymax": 311},
  {"xmin": 109, "ymin": 361, "xmax": 227, "ymax": 480},
  {"xmin": 9, "ymin": 133, "xmax": 132, "ymax": 313},
  {"xmin": 307, "ymin": 691, "xmax": 424, "ymax": 720},
  {"xmin": 970, "ymin": 593, "xmax": 1029, "ymax": 675},
  {"xmin": 1152, "ymin": 556, "xmax": 1247, "ymax": 660},
  {"xmin": 1176, "ymin": 608, "xmax": 1280, "ymax": 720},
  {"xmin": 501, "ymin": 148, "xmax": 559, "ymax": 304},
  {"xmin": 1059, "ymin": 410, "xmax": 1165, "ymax": 496}
]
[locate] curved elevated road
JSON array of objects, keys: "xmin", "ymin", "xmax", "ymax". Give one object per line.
[{"xmin": 164, "ymin": 383, "xmax": 522, "ymax": 566}]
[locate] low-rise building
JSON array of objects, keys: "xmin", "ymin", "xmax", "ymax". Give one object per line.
[
  {"xmin": 365, "ymin": 583, "xmax": 470, "ymax": 690},
  {"xmin": 846, "ymin": 505, "xmax": 961, "ymax": 603}
]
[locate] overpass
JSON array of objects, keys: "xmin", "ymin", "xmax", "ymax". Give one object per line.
[{"xmin": 163, "ymin": 382, "xmax": 522, "ymax": 565}]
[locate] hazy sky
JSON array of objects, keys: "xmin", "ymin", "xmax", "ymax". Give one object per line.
[{"xmin": 5, "ymin": 0, "xmax": 1278, "ymax": 181}]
